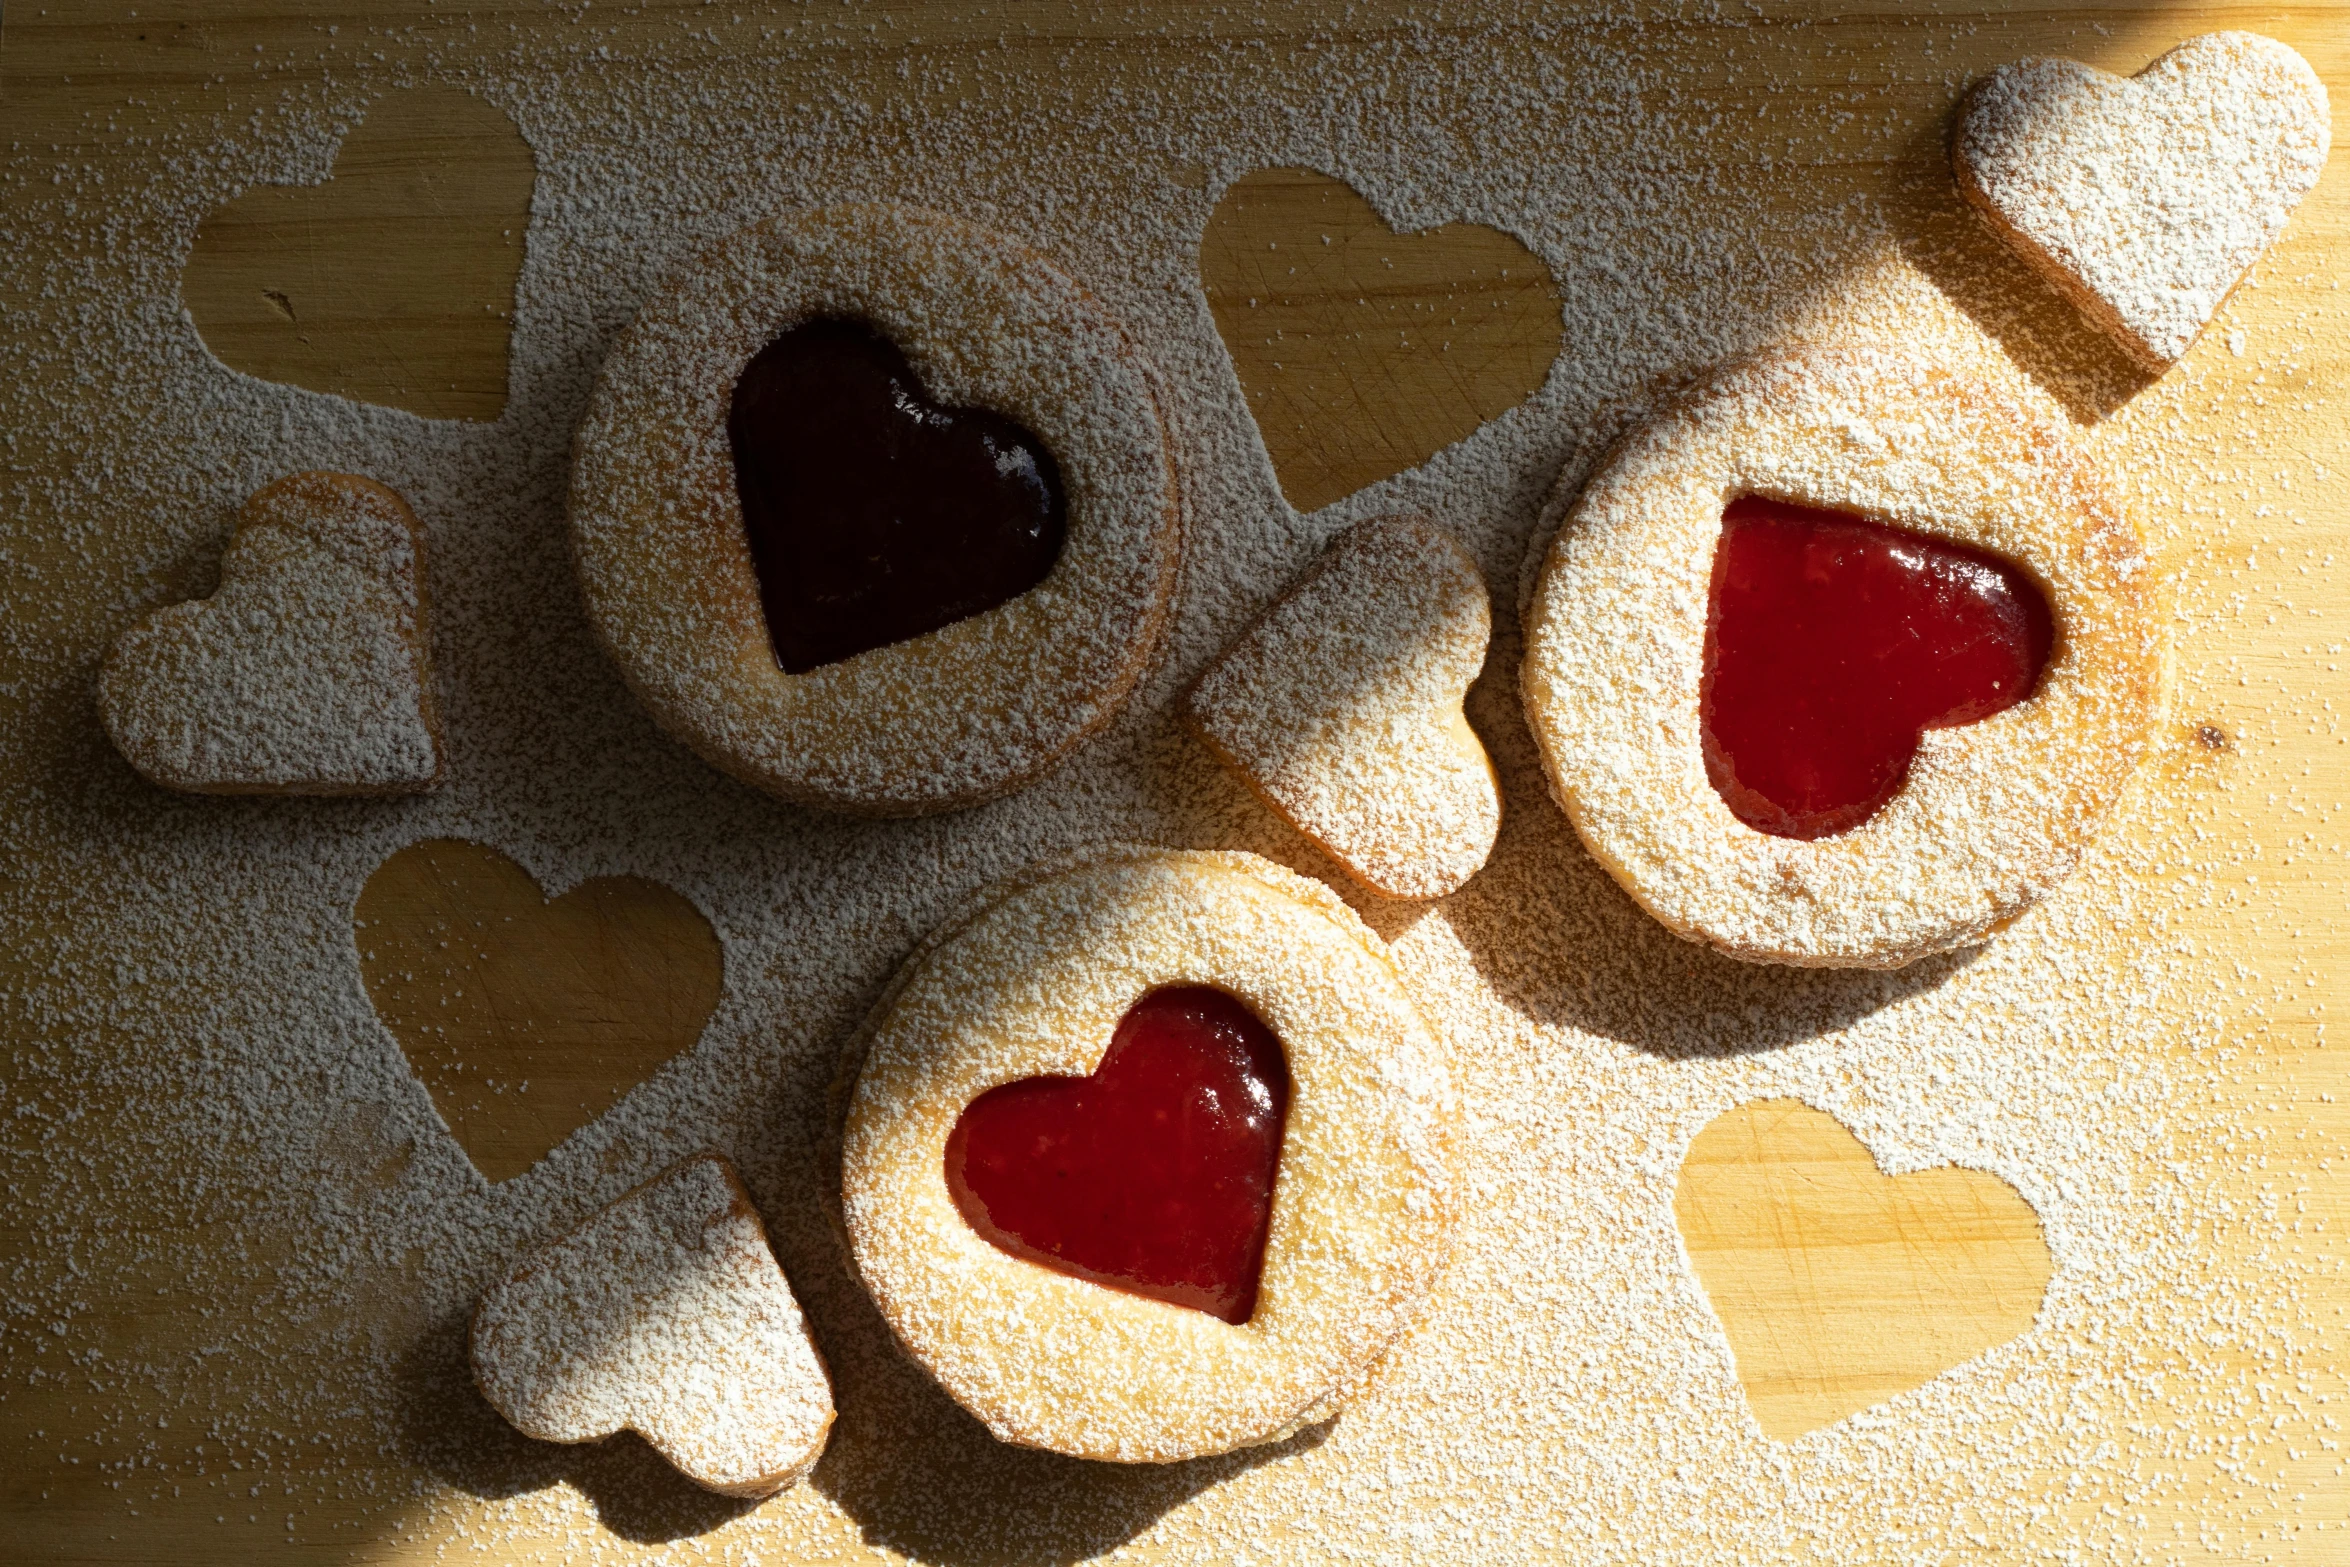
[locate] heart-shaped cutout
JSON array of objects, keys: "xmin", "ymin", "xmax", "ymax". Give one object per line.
[
  {"xmin": 1953, "ymin": 32, "xmax": 2330, "ymax": 371},
  {"xmin": 945, "ymin": 986, "xmax": 1289, "ymax": 1325},
  {"xmin": 470, "ymin": 1153, "xmax": 835, "ymax": 1498},
  {"xmin": 182, "ymin": 83, "xmax": 534, "ymax": 421},
  {"xmin": 98, "ymin": 471, "xmax": 442, "ymax": 795},
  {"xmin": 355, "ymin": 839, "xmax": 722, "ymax": 1183},
  {"xmin": 1675, "ymin": 1100, "xmax": 2053, "ymax": 1439},
  {"xmin": 1186, "ymin": 513, "xmax": 1498, "ymax": 899},
  {"xmin": 1201, "ymin": 167, "xmax": 1563, "ymax": 513},
  {"xmin": 1701, "ymin": 497, "xmax": 2053, "ymax": 840},
  {"xmin": 728, "ymin": 317, "xmax": 1067, "ymax": 673}
]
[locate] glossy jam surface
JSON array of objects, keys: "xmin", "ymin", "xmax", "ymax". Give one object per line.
[
  {"xmin": 727, "ymin": 318, "xmax": 1067, "ymax": 674},
  {"xmin": 1701, "ymin": 496, "xmax": 2054, "ymax": 840},
  {"xmin": 944, "ymin": 986, "xmax": 1289, "ymax": 1325}
]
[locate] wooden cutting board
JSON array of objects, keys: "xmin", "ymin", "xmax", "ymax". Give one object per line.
[{"xmin": 3, "ymin": 3, "xmax": 2345, "ymax": 1562}]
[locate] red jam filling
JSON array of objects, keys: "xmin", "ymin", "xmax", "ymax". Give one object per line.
[
  {"xmin": 1701, "ymin": 496, "xmax": 2054, "ymax": 840},
  {"xmin": 944, "ymin": 986, "xmax": 1289, "ymax": 1325},
  {"xmin": 727, "ymin": 318, "xmax": 1066, "ymax": 674}
]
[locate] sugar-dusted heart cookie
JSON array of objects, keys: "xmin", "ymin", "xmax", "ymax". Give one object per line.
[
  {"xmin": 1674, "ymin": 1100, "xmax": 2051, "ymax": 1439},
  {"xmin": 355, "ymin": 838, "xmax": 722, "ymax": 1184},
  {"xmin": 1953, "ymin": 32, "xmax": 2330, "ymax": 372},
  {"xmin": 1185, "ymin": 514, "xmax": 1498, "ymax": 900},
  {"xmin": 470, "ymin": 1153, "xmax": 835, "ymax": 1499},
  {"xmin": 98, "ymin": 471, "xmax": 443, "ymax": 795}
]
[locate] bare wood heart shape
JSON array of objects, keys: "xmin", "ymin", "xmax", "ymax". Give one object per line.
[
  {"xmin": 182, "ymin": 83, "xmax": 535, "ymax": 421},
  {"xmin": 355, "ymin": 839, "xmax": 722, "ymax": 1183},
  {"xmin": 1201, "ymin": 167, "xmax": 1563, "ymax": 513},
  {"xmin": 1185, "ymin": 513, "xmax": 1498, "ymax": 900},
  {"xmin": 1674, "ymin": 1100, "xmax": 2052, "ymax": 1439}
]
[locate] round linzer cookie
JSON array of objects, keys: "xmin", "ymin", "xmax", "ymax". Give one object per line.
[
  {"xmin": 97, "ymin": 471, "xmax": 443, "ymax": 796},
  {"xmin": 837, "ymin": 846, "xmax": 1457, "ymax": 1462},
  {"xmin": 1520, "ymin": 347, "xmax": 2166, "ymax": 969},
  {"xmin": 470, "ymin": 1153, "xmax": 834, "ymax": 1499},
  {"xmin": 569, "ymin": 203, "xmax": 1183, "ymax": 815}
]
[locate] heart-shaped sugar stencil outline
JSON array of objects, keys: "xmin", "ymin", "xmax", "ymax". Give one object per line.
[
  {"xmin": 1200, "ymin": 166, "xmax": 1565, "ymax": 513},
  {"xmin": 355, "ymin": 838, "xmax": 723, "ymax": 1184},
  {"xmin": 1952, "ymin": 30, "xmax": 2330, "ymax": 373},
  {"xmin": 1673, "ymin": 1099, "xmax": 2054, "ymax": 1440},
  {"xmin": 181, "ymin": 82, "xmax": 535, "ymax": 422},
  {"xmin": 1185, "ymin": 513, "xmax": 1499, "ymax": 900}
]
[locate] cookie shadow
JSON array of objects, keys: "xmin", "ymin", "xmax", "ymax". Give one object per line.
[
  {"xmin": 390, "ymin": 1295, "xmax": 766, "ymax": 1544},
  {"xmin": 1439, "ymin": 652, "xmax": 1982, "ymax": 1061},
  {"xmin": 1888, "ymin": 108, "xmax": 2156, "ymax": 424},
  {"xmin": 804, "ymin": 1334, "xmax": 1331, "ymax": 1567}
]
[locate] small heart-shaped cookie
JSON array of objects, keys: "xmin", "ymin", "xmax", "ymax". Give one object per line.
[
  {"xmin": 355, "ymin": 838, "xmax": 722, "ymax": 1184},
  {"xmin": 1185, "ymin": 514, "xmax": 1497, "ymax": 900},
  {"xmin": 98, "ymin": 471, "xmax": 443, "ymax": 795},
  {"xmin": 1675, "ymin": 1100, "xmax": 2052, "ymax": 1439},
  {"xmin": 1953, "ymin": 32, "xmax": 2330, "ymax": 371},
  {"xmin": 470, "ymin": 1154, "xmax": 834, "ymax": 1499}
]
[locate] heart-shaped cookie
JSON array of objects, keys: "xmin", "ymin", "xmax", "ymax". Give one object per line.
[
  {"xmin": 1674, "ymin": 1100, "xmax": 2052, "ymax": 1439},
  {"xmin": 1201, "ymin": 167, "xmax": 1562, "ymax": 512},
  {"xmin": 182, "ymin": 83, "xmax": 533, "ymax": 421},
  {"xmin": 98, "ymin": 471, "xmax": 443, "ymax": 796},
  {"xmin": 1702, "ymin": 496, "xmax": 2053, "ymax": 840},
  {"xmin": 946, "ymin": 985, "xmax": 1290, "ymax": 1325},
  {"xmin": 471, "ymin": 1153, "xmax": 834, "ymax": 1498},
  {"xmin": 355, "ymin": 839, "xmax": 722, "ymax": 1183},
  {"xmin": 1185, "ymin": 513, "xmax": 1498, "ymax": 900},
  {"xmin": 728, "ymin": 318, "xmax": 1065, "ymax": 673},
  {"xmin": 1953, "ymin": 32, "xmax": 2330, "ymax": 371}
]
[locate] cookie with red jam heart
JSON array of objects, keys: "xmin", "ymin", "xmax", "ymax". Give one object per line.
[
  {"xmin": 837, "ymin": 846, "xmax": 1458, "ymax": 1462},
  {"xmin": 569, "ymin": 204, "xmax": 1182, "ymax": 815},
  {"xmin": 1519, "ymin": 347, "xmax": 2166, "ymax": 968}
]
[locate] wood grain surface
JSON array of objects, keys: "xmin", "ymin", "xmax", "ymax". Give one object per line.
[{"xmin": 4, "ymin": 2, "xmax": 2348, "ymax": 1563}]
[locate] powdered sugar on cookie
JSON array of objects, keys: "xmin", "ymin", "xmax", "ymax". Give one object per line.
[
  {"xmin": 1954, "ymin": 32, "xmax": 2331, "ymax": 371},
  {"xmin": 1188, "ymin": 514, "xmax": 1499, "ymax": 899},
  {"xmin": 471, "ymin": 1153, "xmax": 834, "ymax": 1499},
  {"xmin": 97, "ymin": 471, "xmax": 442, "ymax": 794}
]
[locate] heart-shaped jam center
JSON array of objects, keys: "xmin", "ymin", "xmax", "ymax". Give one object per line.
[
  {"xmin": 944, "ymin": 986, "xmax": 1289, "ymax": 1325},
  {"xmin": 727, "ymin": 318, "xmax": 1067, "ymax": 675},
  {"xmin": 1702, "ymin": 497, "xmax": 2054, "ymax": 840}
]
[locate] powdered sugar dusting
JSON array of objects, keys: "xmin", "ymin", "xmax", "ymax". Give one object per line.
[{"xmin": 0, "ymin": 6, "xmax": 2341, "ymax": 1563}]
